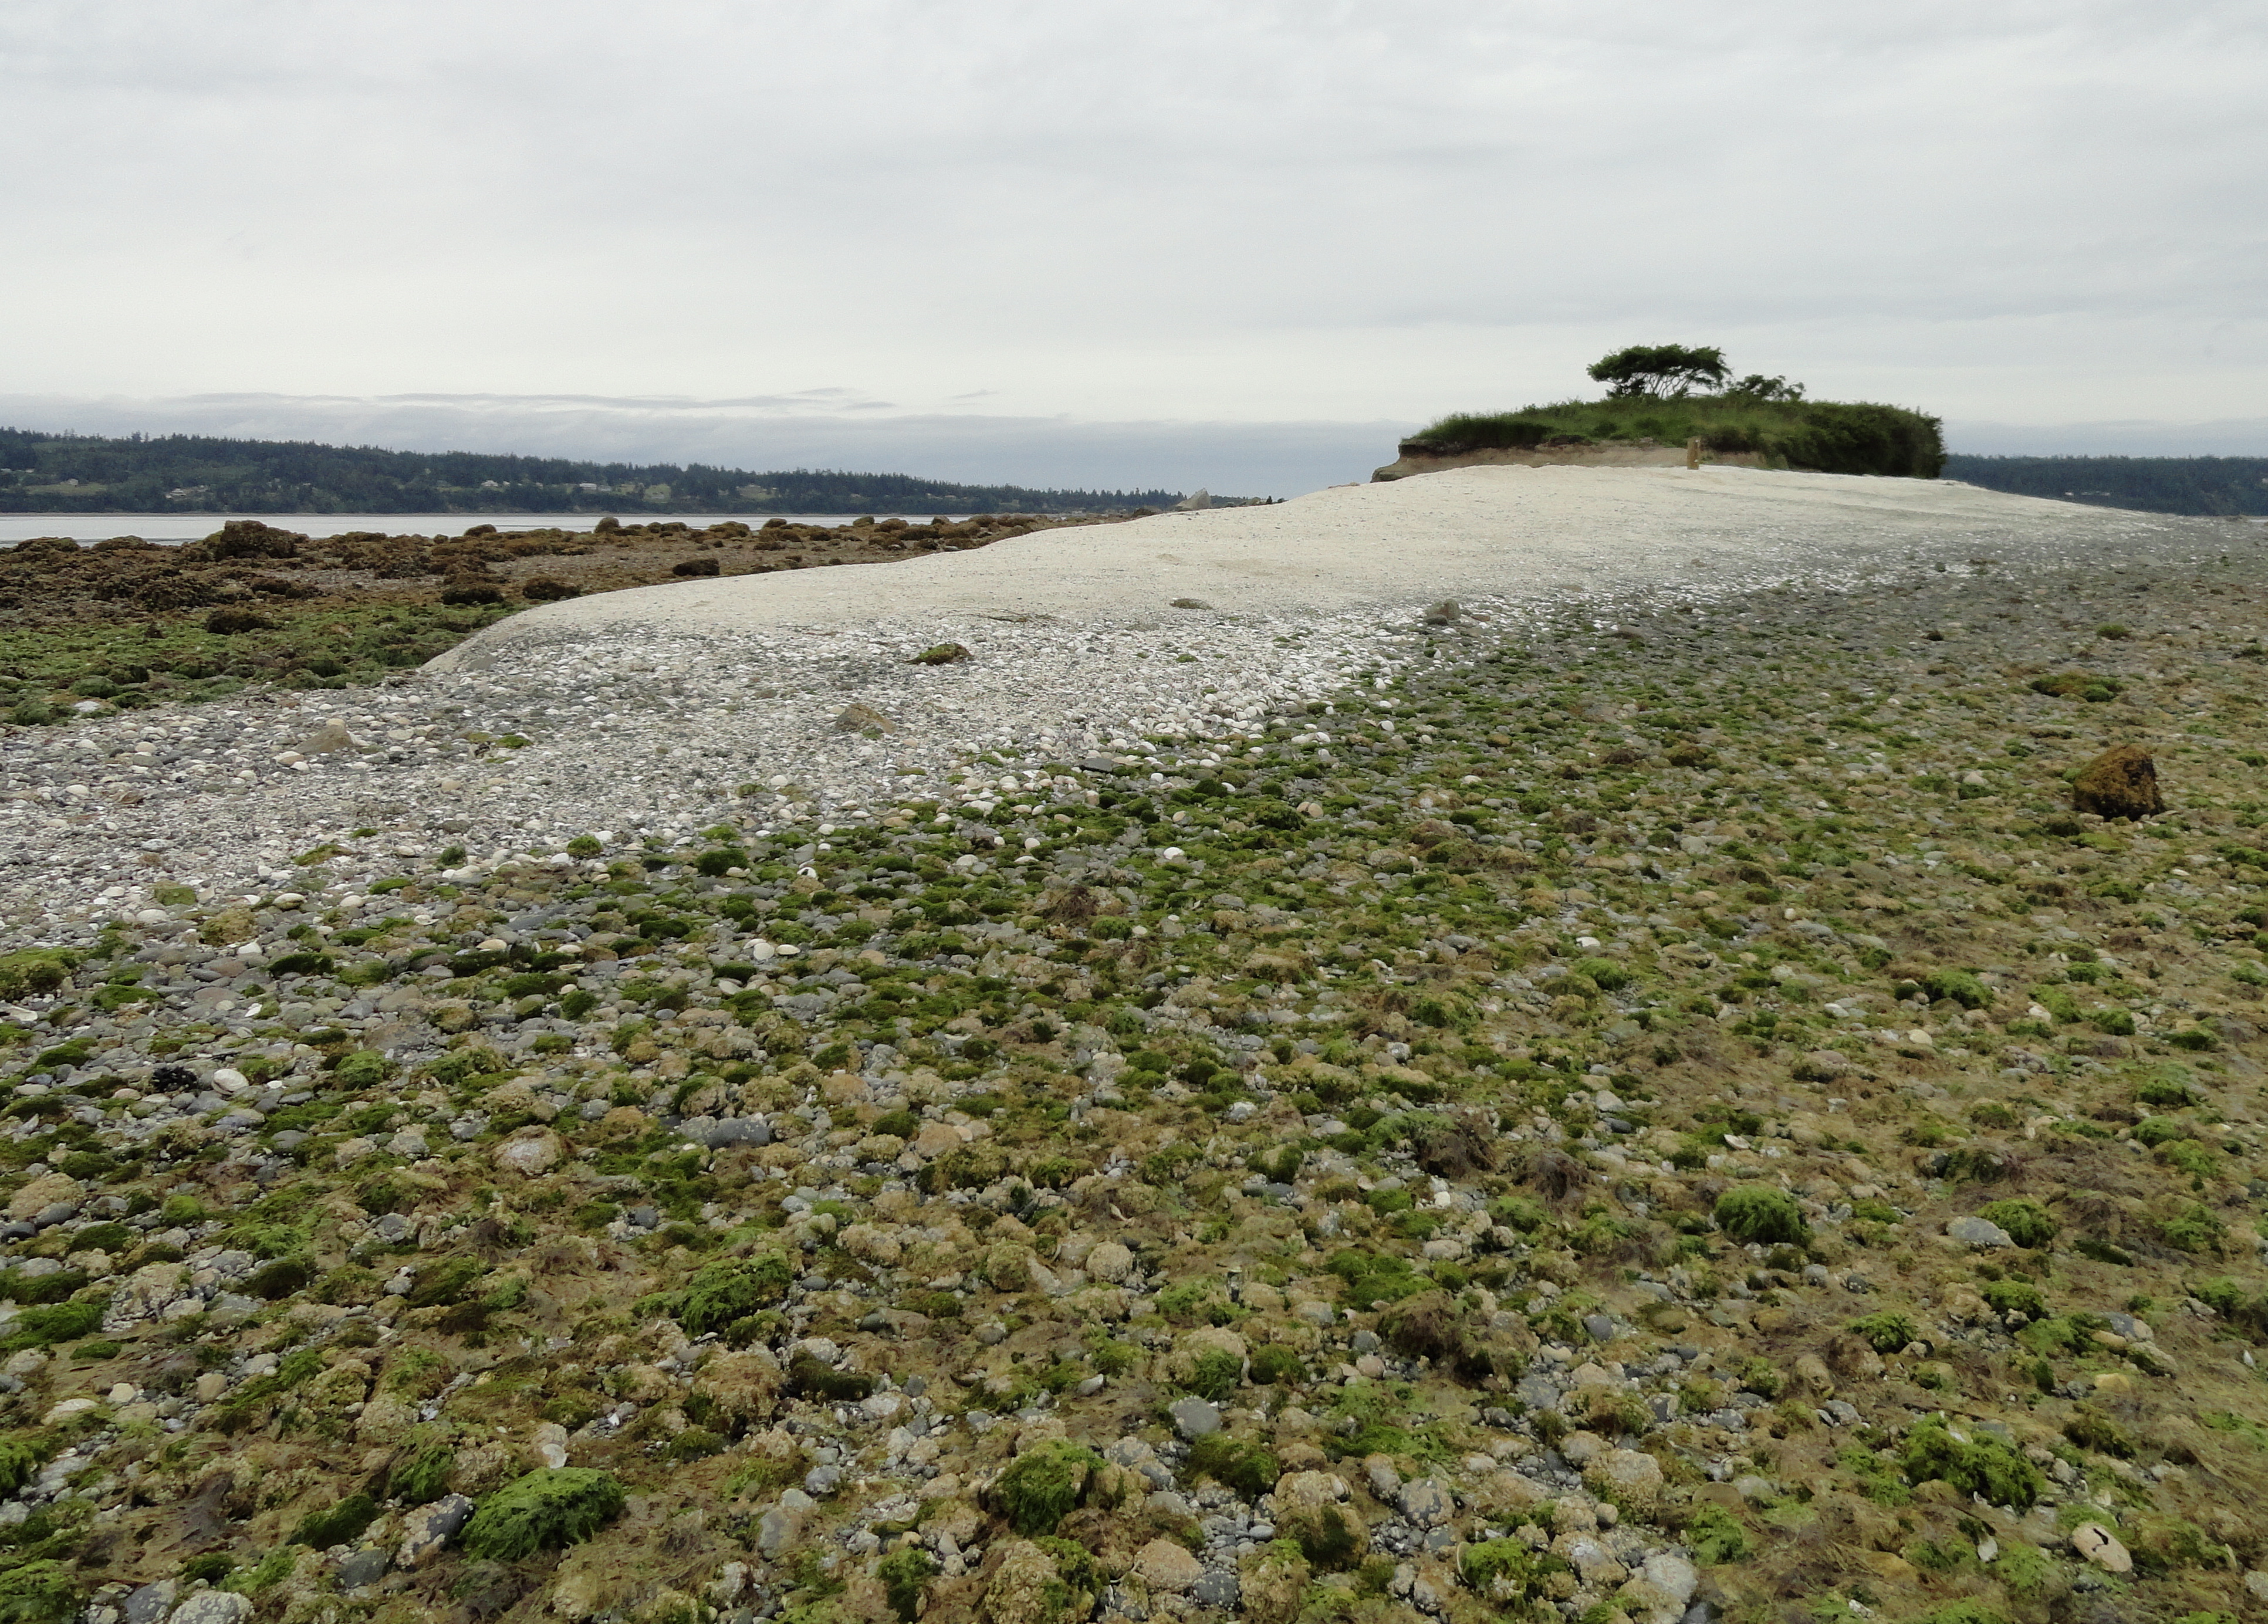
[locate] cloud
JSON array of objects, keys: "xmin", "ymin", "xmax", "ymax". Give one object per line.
[{"xmin": 1, "ymin": 1, "xmax": 2262, "ymax": 448}]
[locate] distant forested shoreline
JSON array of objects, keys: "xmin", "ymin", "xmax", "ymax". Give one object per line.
[
  {"xmin": 0, "ymin": 427, "xmax": 1183, "ymax": 516},
  {"xmin": 1944, "ymin": 453, "xmax": 2268, "ymax": 516}
]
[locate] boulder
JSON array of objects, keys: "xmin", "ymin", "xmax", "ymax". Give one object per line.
[
  {"xmin": 167, "ymin": 1593, "xmax": 251, "ymax": 1624},
  {"xmin": 104, "ymin": 1261, "xmax": 190, "ymax": 1332},
  {"xmin": 693, "ymin": 1115, "xmax": 771, "ymax": 1148},
  {"xmin": 1168, "ymin": 1396, "xmax": 1221, "ymax": 1439},
  {"xmin": 2071, "ymin": 1521, "xmax": 2132, "ymax": 1573},
  {"xmin": 1131, "ymin": 1538, "xmax": 1205, "ymax": 1592},
  {"xmin": 984, "ymin": 1540, "xmax": 1087, "ymax": 1624},
  {"xmin": 1396, "ymin": 1477, "xmax": 1455, "ymax": 1528},
  {"xmin": 1087, "ymin": 1241, "xmax": 1135, "ymax": 1283},
  {"xmin": 395, "ymin": 1493, "xmax": 475, "ymax": 1568},
  {"xmin": 911, "ymin": 1121, "xmax": 965, "ymax": 1158},
  {"xmin": 1240, "ymin": 1544, "xmax": 1311, "ymax": 1624},
  {"xmin": 1586, "ymin": 1448, "xmax": 1665, "ymax": 1516},
  {"xmin": 123, "ymin": 1581, "xmax": 175, "ymax": 1624},
  {"xmin": 6, "ymin": 1172, "xmax": 80, "ymax": 1223},
  {"xmin": 2071, "ymin": 745, "xmax": 2162, "ymax": 820},
  {"xmin": 1948, "ymin": 1215, "xmax": 2015, "ymax": 1249},
  {"xmin": 492, "ymin": 1127, "xmax": 563, "ymax": 1176}
]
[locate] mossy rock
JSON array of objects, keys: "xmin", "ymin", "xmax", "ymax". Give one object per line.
[
  {"xmin": 1713, "ymin": 1185, "xmax": 1809, "ymax": 1245},
  {"xmin": 0, "ymin": 950, "xmax": 75, "ymax": 1001},
  {"xmin": 990, "ymin": 1439, "xmax": 1107, "ymax": 1537},
  {"xmin": 1976, "ymin": 1198, "xmax": 2057, "ymax": 1248},
  {"xmin": 0, "ymin": 1558, "xmax": 77, "ymax": 1624},
  {"xmin": 459, "ymin": 1468, "xmax": 626, "ymax": 1561},
  {"xmin": 2070, "ymin": 744, "xmax": 2162, "ymax": 820},
  {"xmin": 1278, "ymin": 1500, "xmax": 1368, "ymax": 1571},
  {"xmin": 1901, "ymin": 1416, "xmax": 2043, "ymax": 1509},
  {"xmin": 678, "ymin": 1253, "xmax": 793, "ymax": 1336},
  {"xmin": 1922, "ymin": 968, "xmax": 1991, "ymax": 1009}
]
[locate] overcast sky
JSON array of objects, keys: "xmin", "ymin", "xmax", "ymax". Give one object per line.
[{"xmin": 5, "ymin": 1, "xmax": 2263, "ymax": 494}]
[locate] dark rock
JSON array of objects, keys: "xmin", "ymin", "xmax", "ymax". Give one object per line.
[
  {"xmin": 335, "ymin": 1548, "xmax": 391, "ymax": 1589},
  {"xmin": 693, "ymin": 1116, "xmax": 772, "ymax": 1148},
  {"xmin": 396, "ymin": 1492, "xmax": 475, "ymax": 1568},
  {"xmin": 1192, "ymin": 1570, "xmax": 1241, "ymax": 1609},
  {"xmin": 122, "ymin": 1580, "xmax": 175, "ymax": 1624}
]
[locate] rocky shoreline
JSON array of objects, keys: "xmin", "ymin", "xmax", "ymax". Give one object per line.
[{"xmin": 0, "ymin": 503, "xmax": 2261, "ymax": 1624}]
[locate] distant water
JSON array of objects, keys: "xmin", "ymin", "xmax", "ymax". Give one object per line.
[{"xmin": 0, "ymin": 512, "xmax": 977, "ymax": 546}]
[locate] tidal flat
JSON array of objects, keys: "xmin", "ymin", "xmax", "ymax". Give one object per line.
[{"xmin": 0, "ymin": 505, "xmax": 2263, "ymax": 1624}]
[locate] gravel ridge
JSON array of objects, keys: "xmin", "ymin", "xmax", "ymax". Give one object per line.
[{"xmin": 0, "ymin": 469, "xmax": 2199, "ymax": 945}]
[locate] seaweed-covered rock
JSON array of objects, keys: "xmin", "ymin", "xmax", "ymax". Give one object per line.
[
  {"xmin": 991, "ymin": 1439, "xmax": 1108, "ymax": 1537},
  {"xmin": 458, "ymin": 1470, "xmax": 624, "ymax": 1561},
  {"xmin": 2070, "ymin": 744, "xmax": 2162, "ymax": 820},
  {"xmin": 980, "ymin": 1540, "xmax": 1082, "ymax": 1624},
  {"xmin": 691, "ymin": 1348, "xmax": 785, "ymax": 1430}
]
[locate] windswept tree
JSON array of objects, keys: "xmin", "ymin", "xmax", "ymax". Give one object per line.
[
  {"xmin": 1726, "ymin": 373, "xmax": 1806, "ymax": 401},
  {"xmin": 1585, "ymin": 344, "xmax": 1730, "ymax": 398}
]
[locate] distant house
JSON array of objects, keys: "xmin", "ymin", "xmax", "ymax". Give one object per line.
[{"xmin": 479, "ymin": 479, "xmax": 504, "ymax": 490}]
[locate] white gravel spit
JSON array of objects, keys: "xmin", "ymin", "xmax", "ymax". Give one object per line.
[{"xmin": 0, "ymin": 465, "xmax": 2208, "ymax": 943}]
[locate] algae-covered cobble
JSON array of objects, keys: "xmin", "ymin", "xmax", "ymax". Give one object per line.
[{"xmin": 0, "ymin": 540, "xmax": 2265, "ymax": 1624}]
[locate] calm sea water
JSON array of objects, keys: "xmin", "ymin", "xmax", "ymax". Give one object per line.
[{"xmin": 0, "ymin": 512, "xmax": 976, "ymax": 546}]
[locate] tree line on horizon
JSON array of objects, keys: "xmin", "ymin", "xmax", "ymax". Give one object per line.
[{"xmin": 0, "ymin": 427, "xmax": 1186, "ymax": 516}]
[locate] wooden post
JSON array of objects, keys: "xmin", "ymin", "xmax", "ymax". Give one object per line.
[{"xmin": 1686, "ymin": 437, "xmax": 1703, "ymax": 470}]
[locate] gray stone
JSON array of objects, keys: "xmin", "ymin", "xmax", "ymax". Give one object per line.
[
  {"xmin": 1642, "ymin": 1552, "xmax": 1699, "ymax": 1606},
  {"xmin": 1192, "ymin": 1570, "xmax": 1241, "ymax": 1609},
  {"xmin": 1132, "ymin": 1537, "xmax": 1205, "ymax": 1591},
  {"xmin": 335, "ymin": 1548, "xmax": 391, "ymax": 1589},
  {"xmin": 1582, "ymin": 1313, "xmax": 1615, "ymax": 1342},
  {"xmin": 1515, "ymin": 1374, "xmax": 1561, "ymax": 1412},
  {"xmin": 1168, "ymin": 1396, "xmax": 1222, "ymax": 1439},
  {"xmin": 757, "ymin": 1507, "xmax": 802, "ymax": 1557},
  {"xmin": 124, "ymin": 1581, "xmax": 175, "ymax": 1624},
  {"xmin": 167, "ymin": 1594, "xmax": 251, "ymax": 1624},
  {"xmin": 803, "ymin": 1464, "xmax": 843, "ymax": 1497},
  {"xmin": 696, "ymin": 1116, "xmax": 772, "ymax": 1148},
  {"xmin": 395, "ymin": 1492, "xmax": 474, "ymax": 1568},
  {"xmin": 1396, "ymin": 1478, "xmax": 1454, "ymax": 1528},
  {"xmin": 1948, "ymin": 1216, "xmax": 2014, "ymax": 1248}
]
